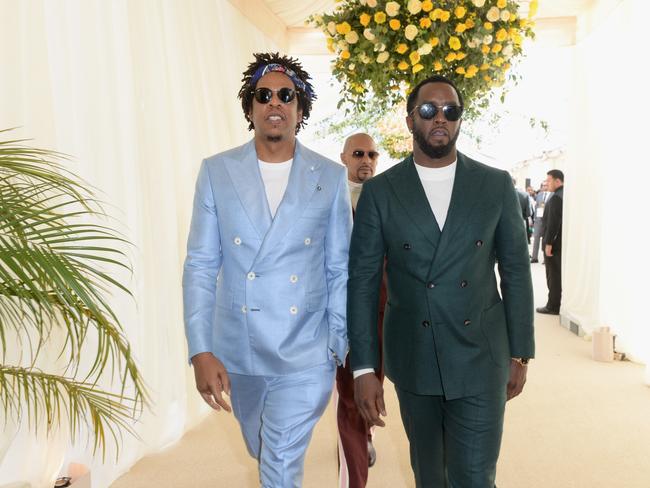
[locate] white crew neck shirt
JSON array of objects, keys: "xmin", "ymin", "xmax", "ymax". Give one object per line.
[
  {"xmin": 348, "ymin": 179, "xmax": 363, "ymax": 211},
  {"xmin": 414, "ymin": 159, "xmax": 457, "ymax": 230},
  {"xmin": 258, "ymin": 158, "xmax": 293, "ymax": 217}
]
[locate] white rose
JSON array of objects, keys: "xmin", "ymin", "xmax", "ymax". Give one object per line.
[
  {"xmin": 483, "ymin": 34, "xmax": 493, "ymax": 44},
  {"xmin": 404, "ymin": 24, "xmax": 419, "ymax": 41},
  {"xmin": 345, "ymin": 31, "xmax": 359, "ymax": 44},
  {"xmin": 500, "ymin": 10, "xmax": 511, "ymax": 22},
  {"xmin": 327, "ymin": 21, "xmax": 337, "ymax": 36},
  {"xmin": 407, "ymin": 0, "xmax": 422, "ymax": 15},
  {"xmin": 418, "ymin": 43, "xmax": 433, "ymax": 55},
  {"xmin": 467, "ymin": 39, "xmax": 477, "ymax": 48},
  {"xmin": 503, "ymin": 44, "xmax": 514, "ymax": 57},
  {"xmin": 472, "ymin": 0, "xmax": 486, "ymax": 6},
  {"xmin": 337, "ymin": 40, "xmax": 349, "ymax": 50},
  {"xmin": 385, "ymin": 1, "xmax": 400, "ymax": 17},
  {"xmin": 360, "ymin": 53, "xmax": 371, "ymax": 64},
  {"xmin": 377, "ymin": 52, "xmax": 390, "ymax": 63},
  {"xmin": 358, "ymin": 0, "xmax": 367, "ymax": 5},
  {"xmin": 363, "ymin": 28, "xmax": 375, "ymax": 41},
  {"xmin": 366, "ymin": 0, "xmax": 377, "ymax": 7},
  {"xmin": 374, "ymin": 42, "xmax": 387, "ymax": 52},
  {"xmin": 486, "ymin": 7, "xmax": 500, "ymax": 22},
  {"xmin": 348, "ymin": 63, "xmax": 355, "ymax": 70}
]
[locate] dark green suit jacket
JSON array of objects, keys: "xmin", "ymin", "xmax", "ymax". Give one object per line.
[{"xmin": 347, "ymin": 153, "xmax": 534, "ymax": 400}]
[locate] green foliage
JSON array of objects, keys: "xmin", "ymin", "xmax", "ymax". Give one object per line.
[{"xmin": 0, "ymin": 128, "xmax": 146, "ymax": 460}]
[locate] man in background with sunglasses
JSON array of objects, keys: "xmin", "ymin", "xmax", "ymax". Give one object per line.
[
  {"xmin": 348, "ymin": 75, "xmax": 534, "ymax": 487},
  {"xmin": 336, "ymin": 133, "xmax": 386, "ymax": 487},
  {"xmin": 183, "ymin": 52, "xmax": 352, "ymax": 487}
]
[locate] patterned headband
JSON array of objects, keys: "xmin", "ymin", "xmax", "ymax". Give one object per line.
[{"xmin": 250, "ymin": 63, "xmax": 315, "ymax": 100}]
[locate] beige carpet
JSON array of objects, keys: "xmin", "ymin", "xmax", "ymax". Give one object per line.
[{"xmin": 111, "ymin": 264, "xmax": 650, "ymax": 487}]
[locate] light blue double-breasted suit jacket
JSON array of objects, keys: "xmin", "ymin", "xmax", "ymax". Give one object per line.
[{"xmin": 183, "ymin": 140, "xmax": 352, "ymax": 376}]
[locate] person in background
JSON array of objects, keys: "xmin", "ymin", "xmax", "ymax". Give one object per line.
[
  {"xmin": 337, "ymin": 133, "xmax": 386, "ymax": 488},
  {"xmin": 531, "ymin": 181, "xmax": 550, "ymax": 264},
  {"xmin": 182, "ymin": 52, "xmax": 352, "ymax": 487},
  {"xmin": 537, "ymin": 170, "xmax": 564, "ymax": 315}
]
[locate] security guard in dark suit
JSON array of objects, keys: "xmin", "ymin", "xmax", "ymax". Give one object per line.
[{"xmin": 347, "ymin": 76, "xmax": 535, "ymax": 487}]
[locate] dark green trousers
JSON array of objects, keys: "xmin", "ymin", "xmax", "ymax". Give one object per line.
[{"xmin": 395, "ymin": 386, "xmax": 506, "ymax": 488}]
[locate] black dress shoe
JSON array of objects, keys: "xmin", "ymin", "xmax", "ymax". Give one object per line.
[
  {"xmin": 530, "ymin": 259, "xmax": 539, "ymax": 263},
  {"xmin": 536, "ymin": 306, "xmax": 559, "ymax": 315},
  {"xmin": 368, "ymin": 440, "xmax": 377, "ymax": 467}
]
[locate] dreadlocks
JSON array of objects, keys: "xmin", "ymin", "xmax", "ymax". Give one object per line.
[{"xmin": 238, "ymin": 52, "xmax": 316, "ymax": 134}]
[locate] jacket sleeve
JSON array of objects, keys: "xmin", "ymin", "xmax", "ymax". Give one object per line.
[
  {"xmin": 347, "ymin": 180, "xmax": 385, "ymax": 371},
  {"xmin": 324, "ymin": 168, "xmax": 353, "ymax": 365},
  {"xmin": 182, "ymin": 160, "xmax": 222, "ymax": 362},
  {"xmin": 543, "ymin": 194, "xmax": 563, "ymax": 247},
  {"xmin": 495, "ymin": 173, "xmax": 535, "ymax": 358}
]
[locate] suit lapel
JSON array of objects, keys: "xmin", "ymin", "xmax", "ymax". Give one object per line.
[
  {"xmin": 224, "ymin": 140, "xmax": 272, "ymax": 239},
  {"xmin": 255, "ymin": 141, "xmax": 321, "ymax": 260},
  {"xmin": 386, "ymin": 156, "xmax": 441, "ymax": 247}
]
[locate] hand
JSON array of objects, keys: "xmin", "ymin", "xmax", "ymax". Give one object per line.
[
  {"xmin": 507, "ymin": 359, "xmax": 528, "ymax": 401},
  {"xmin": 191, "ymin": 352, "xmax": 232, "ymax": 412},
  {"xmin": 545, "ymin": 244, "xmax": 553, "ymax": 257},
  {"xmin": 354, "ymin": 373, "xmax": 386, "ymax": 427}
]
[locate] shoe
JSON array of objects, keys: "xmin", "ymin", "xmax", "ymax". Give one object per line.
[
  {"xmin": 536, "ymin": 306, "xmax": 559, "ymax": 315},
  {"xmin": 530, "ymin": 259, "xmax": 538, "ymax": 263},
  {"xmin": 368, "ymin": 440, "xmax": 377, "ymax": 467}
]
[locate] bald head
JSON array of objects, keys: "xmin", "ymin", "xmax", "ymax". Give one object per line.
[{"xmin": 340, "ymin": 133, "xmax": 379, "ymax": 184}]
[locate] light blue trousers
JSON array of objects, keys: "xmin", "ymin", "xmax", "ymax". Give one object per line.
[{"xmin": 229, "ymin": 360, "xmax": 336, "ymax": 488}]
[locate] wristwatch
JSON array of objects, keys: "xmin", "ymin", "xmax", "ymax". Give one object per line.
[{"xmin": 511, "ymin": 357, "xmax": 530, "ymax": 365}]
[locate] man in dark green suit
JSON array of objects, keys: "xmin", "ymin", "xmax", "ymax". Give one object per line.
[{"xmin": 347, "ymin": 75, "xmax": 534, "ymax": 487}]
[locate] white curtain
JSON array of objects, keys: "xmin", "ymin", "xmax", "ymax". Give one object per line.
[
  {"xmin": 0, "ymin": 1, "xmax": 279, "ymax": 486},
  {"xmin": 564, "ymin": 0, "xmax": 650, "ymax": 382}
]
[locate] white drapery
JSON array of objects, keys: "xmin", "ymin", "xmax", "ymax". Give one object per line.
[
  {"xmin": 0, "ymin": 1, "xmax": 279, "ymax": 486},
  {"xmin": 563, "ymin": 0, "xmax": 650, "ymax": 383}
]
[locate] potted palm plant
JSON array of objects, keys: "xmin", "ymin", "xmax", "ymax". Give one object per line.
[{"xmin": 0, "ymin": 128, "xmax": 146, "ymax": 461}]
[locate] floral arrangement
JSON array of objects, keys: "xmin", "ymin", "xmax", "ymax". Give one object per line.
[{"xmin": 310, "ymin": 0, "xmax": 537, "ymax": 115}]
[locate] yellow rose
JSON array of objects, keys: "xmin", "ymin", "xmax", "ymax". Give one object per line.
[
  {"xmin": 376, "ymin": 51, "xmax": 390, "ymax": 63},
  {"xmin": 492, "ymin": 56, "xmax": 504, "ymax": 66},
  {"xmin": 429, "ymin": 36, "xmax": 440, "ymax": 46},
  {"xmin": 512, "ymin": 32, "xmax": 523, "ymax": 45},
  {"xmin": 345, "ymin": 31, "xmax": 359, "ymax": 43},
  {"xmin": 341, "ymin": 50, "xmax": 351, "ymax": 59},
  {"xmin": 408, "ymin": 0, "xmax": 422, "ymax": 15},
  {"xmin": 420, "ymin": 17, "xmax": 432, "ymax": 29},
  {"xmin": 374, "ymin": 11, "xmax": 386, "ymax": 23},
  {"xmin": 434, "ymin": 61, "xmax": 443, "ymax": 71},
  {"xmin": 445, "ymin": 52, "xmax": 457, "ymax": 62},
  {"xmin": 396, "ymin": 43, "xmax": 408, "ymax": 54},
  {"xmin": 398, "ymin": 60, "xmax": 409, "ymax": 70},
  {"xmin": 492, "ymin": 43, "xmax": 503, "ymax": 53},
  {"xmin": 421, "ymin": 0, "xmax": 433, "ymax": 12},
  {"xmin": 486, "ymin": 7, "xmax": 500, "ymax": 22},
  {"xmin": 448, "ymin": 36, "xmax": 461, "ymax": 50},
  {"xmin": 353, "ymin": 83, "xmax": 365, "ymax": 93},
  {"xmin": 529, "ymin": 0, "xmax": 539, "ymax": 18},
  {"xmin": 404, "ymin": 24, "xmax": 419, "ymax": 40},
  {"xmin": 480, "ymin": 63, "xmax": 490, "ymax": 70},
  {"xmin": 389, "ymin": 19, "xmax": 401, "ymax": 30},
  {"xmin": 440, "ymin": 10, "xmax": 451, "ymax": 22},
  {"xmin": 484, "ymin": 74, "xmax": 492, "ymax": 82},
  {"xmin": 497, "ymin": 0, "xmax": 507, "ymax": 8},
  {"xmin": 326, "ymin": 38, "xmax": 335, "ymax": 53},
  {"xmin": 484, "ymin": 22, "xmax": 493, "ymax": 31},
  {"xmin": 496, "ymin": 28, "xmax": 508, "ymax": 42},
  {"xmin": 503, "ymin": 62, "xmax": 511, "ymax": 70},
  {"xmin": 519, "ymin": 19, "xmax": 529, "ymax": 28},
  {"xmin": 412, "ymin": 63, "xmax": 424, "ymax": 74},
  {"xmin": 465, "ymin": 18, "xmax": 475, "ymax": 29},
  {"xmin": 481, "ymin": 44, "xmax": 490, "ymax": 54},
  {"xmin": 360, "ymin": 13, "xmax": 372, "ymax": 27},
  {"xmin": 466, "ymin": 64, "xmax": 479, "ymax": 76},
  {"xmin": 430, "ymin": 8, "xmax": 442, "ymax": 20},
  {"xmin": 409, "ymin": 51, "xmax": 421, "ymax": 65},
  {"xmin": 336, "ymin": 22, "xmax": 352, "ymax": 35},
  {"xmin": 454, "ymin": 6, "xmax": 467, "ymax": 19},
  {"xmin": 456, "ymin": 67, "xmax": 466, "ymax": 74},
  {"xmin": 456, "ymin": 52, "xmax": 467, "ymax": 60},
  {"xmin": 455, "ymin": 23, "xmax": 467, "ymax": 33},
  {"xmin": 385, "ymin": 1, "xmax": 400, "ymax": 17}
]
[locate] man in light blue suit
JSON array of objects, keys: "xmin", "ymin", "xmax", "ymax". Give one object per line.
[{"xmin": 183, "ymin": 53, "xmax": 352, "ymax": 487}]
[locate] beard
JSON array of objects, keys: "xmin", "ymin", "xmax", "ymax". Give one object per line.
[
  {"xmin": 266, "ymin": 135, "xmax": 282, "ymax": 143},
  {"xmin": 412, "ymin": 121, "xmax": 460, "ymax": 159}
]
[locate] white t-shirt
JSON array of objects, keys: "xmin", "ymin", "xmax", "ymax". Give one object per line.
[
  {"xmin": 348, "ymin": 179, "xmax": 363, "ymax": 211},
  {"xmin": 258, "ymin": 158, "xmax": 293, "ymax": 217},
  {"xmin": 414, "ymin": 159, "xmax": 457, "ymax": 230}
]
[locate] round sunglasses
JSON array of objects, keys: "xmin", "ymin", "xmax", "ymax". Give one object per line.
[
  {"xmin": 253, "ymin": 87, "xmax": 297, "ymax": 104},
  {"xmin": 351, "ymin": 149, "xmax": 379, "ymax": 160},
  {"xmin": 411, "ymin": 103, "xmax": 463, "ymax": 122}
]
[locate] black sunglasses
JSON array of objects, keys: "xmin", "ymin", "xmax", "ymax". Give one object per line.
[
  {"xmin": 411, "ymin": 103, "xmax": 463, "ymax": 122},
  {"xmin": 253, "ymin": 87, "xmax": 297, "ymax": 104},
  {"xmin": 351, "ymin": 150, "xmax": 379, "ymax": 159}
]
